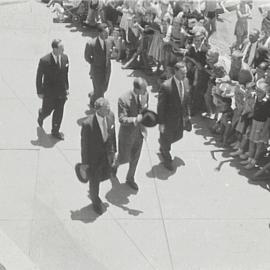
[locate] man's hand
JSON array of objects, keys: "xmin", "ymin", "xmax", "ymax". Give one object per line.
[
  {"xmin": 135, "ymin": 114, "xmax": 143, "ymax": 125},
  {"xmin": 38, "ymin": 94, "xmax": 44, "ymax": 99},
  {"xmin": 66, "ymin": 90, "xmax": 69, "ymax": 96},
  {"xmin": 159, "ymin": 124, "xmax": 165, "ymax": 133}
]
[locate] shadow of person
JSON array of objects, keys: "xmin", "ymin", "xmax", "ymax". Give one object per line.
[
  {"xmin": 248, "ymin": 177, "xmax": 270, "ymax": 193},
  {"xmin": 105, "ymin": 177, "xmax": 143, "ymax": 216},
  {"xmin": 70, "ymin": 202, "xmax": 109, "ymax": 223},
  {"xmin": 0, "ymin": 263, "xmax": 6, "ymax": 270},
  {"xmin": 30, "ymin": 127, "xmax": 60, "ymax": 148},
  {"xmin": 146, "ymin": 156, "xmax": 185, "ymax": 181}
]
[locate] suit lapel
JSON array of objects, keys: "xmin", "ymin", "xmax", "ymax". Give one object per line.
[
  {"xmin": 172, "ymin": 77, "xmax": 182, "ymax": 104},
  {"xmin": 93, "ymin": 115, "xmax": 103, "ymax": 143}
]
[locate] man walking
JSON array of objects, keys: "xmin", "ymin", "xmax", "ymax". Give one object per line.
[
  {"xmin": 157, "ymin": 61, "xmax": 191, "ymax": 171},
  {"xmin": 114, "ymin": 78, "xmax": 149, "ymax": 191},
  {"xmin": 36, "ymin": 39, "xmax": 69, "ymax": 140},
  {"xmin": 84, "ymin": 23, "xmax": 111, "ymax": 107},
  {"xmin": 80, "ymin": 98, "xmax": 116, "ymax": 215}
]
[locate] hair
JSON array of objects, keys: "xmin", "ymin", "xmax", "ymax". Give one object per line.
[
  {"xmin": 256, "ymin": 78, "xmax": 270, "ymax": 93},
  {"xmin": 174, "ymin": 61, "xmax": 186, "ymax": 70},
  {"xmin": 133, "ymin": 77, "xmax": 147, "ymax": 90},
  {"xmin": 250, "ymin": 28, "xmax": 260, "ymax": 36},
  {"xmin": 51, "ymin": 39, "xmax": 62, "ymax": 49},
  {"xmin": 97, "ymin": 23, "xmax": 108, "ymax": 33},
  {"xmin": 257, "ymin": 61, "xmax": 269, "ymax": 71},
  {"xmin": 94, "ymin": 97, "xmax": 110, "ymax": 110},
  {"xmin": 254, "ymin": 46, "xmax": 270, "ymax": 68},
  {"xmin": 220, "ymin": 97, "xmax": 232, "ymax": 106}
]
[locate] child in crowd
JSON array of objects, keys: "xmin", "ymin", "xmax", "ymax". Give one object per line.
[{"xmin": 241, "ymin": 79, "xmax": 270, "ymax": 169}]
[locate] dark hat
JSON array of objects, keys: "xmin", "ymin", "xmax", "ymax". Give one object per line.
[
  {"xmin": 141, "ymin": 109, "xmax": 159, "ymax": 127},
  {"xmin": 75, "ymin": 163, "xmax": 88, "ymax": 184}
]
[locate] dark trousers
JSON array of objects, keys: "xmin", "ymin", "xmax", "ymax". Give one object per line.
[
  {"xmin": 88, "ymin": 152, "xmax": 110, "ymax": 205},
  {"xmin": 117, "ymin": 133, "xmax": 143, "ymax": 182},
  {"xmin": 159, "ymin": 132, "xmax": 173, "ymax": 163},
  {"xmin": 90, "ymin": 68, "xmax": 110, "ymax": 106},
  {"xmin": 39, "ymin": 96, "xmax": 66, "ymax": 133},
  {"xmin": 126, "ymin": 136, "xmax": 143, "ymax": 182}
]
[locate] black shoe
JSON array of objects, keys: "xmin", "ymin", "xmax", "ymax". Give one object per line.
[
  {"xmin": 126, "ymin": 180, "xmax": 138, "ymax": 191},
  {"xmin": 164, "ymin": 161, "xmax": 174, "ymax": 171},
  {"xmin": 51, "ymin": 132, "xmax": 64, "ymax": 140},
  {"xmin": 92, "ymin": 203, "xmax": 103, "ymax": 215},
  {"xmin": 37, "ymin": 117, "xmax": 43, "ymax": 128}
]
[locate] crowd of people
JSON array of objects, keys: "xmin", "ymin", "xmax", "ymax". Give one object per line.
[{"xmin": 38, "ymin": 0, "xmax": 270, "ymax": 214}]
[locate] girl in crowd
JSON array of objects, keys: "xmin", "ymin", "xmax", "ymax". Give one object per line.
[{"xmin": 234, "ymin": 0, "xmax": 252, "ymax": 50}]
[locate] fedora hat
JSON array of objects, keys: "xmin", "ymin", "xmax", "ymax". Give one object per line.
[
  {"xmin": 75, "ymin": 163, "xmax": 89, "ymax": 184},
  {"xmin": 141, "ymin": 109, "xmax": 159, "ymax": 127}
]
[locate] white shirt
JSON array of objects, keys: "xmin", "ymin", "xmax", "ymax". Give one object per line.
[
  {"xmin": 96, "ymin": 113, "xmax": 108, "ymax": 142},
  {"xmin": 98, "ymin": 37, "xmax": 105, "ymax": 50},
  {"xmin": 52, "ymin": 52, "xmax": 61, "ymax": 68},
  {"xmin": 174, "ymin": 76, "xmax": 184, "ymax": 101}
]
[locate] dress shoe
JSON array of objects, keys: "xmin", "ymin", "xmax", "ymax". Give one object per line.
[
  {"xmin": 164, "ymin": 161, "xmax": 174, "ymax": 171},
  {"xmin": 51, "ymin": 132, "xmax": 64, "ymax": 140},
  {"xmin": 92, "ymin": 203, "xmax": 103, "ymax": 215},
  {"xmin": 37, "ymin": 117, "xmax": 43, "ymax": 128},
  {"xmin": 126, "ymin": 181, "xmax": 138, "ymax": 191}
]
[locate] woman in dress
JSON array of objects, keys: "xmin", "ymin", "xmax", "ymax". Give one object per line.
[{"xmin": 234, "ymin": 0, "xmax": 252, "ymax": 50}]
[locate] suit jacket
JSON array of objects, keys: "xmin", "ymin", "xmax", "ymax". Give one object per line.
[
  {"xmin": 84, "ymin": 37, "xmax": 111, "ymax": 77},
  {"xmin": 240, "ymin": 39, "xmax": 259, "ymax": 67},
  {"xmin": 81, "ymin": 112, "xmax": 116, "ymax": 181},
  {"xmin": 118, "ymin": 90, "xmax": 148, "ymax": 163},
  {"xmin": 36, "ymin": 53, "xmax": 69, "ymax": 98},
  {"xmin": 157, "ymin": 77, "xmax": 191, "ymax": 142}
]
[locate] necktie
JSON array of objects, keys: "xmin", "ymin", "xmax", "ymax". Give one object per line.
[
  {"xmin": 136, "ymin": 95, "xmax": 141, "ymax": 113},
  {"xmin": 102, "ymin": 117, "xmax": 108, "ymax": 142},
  {"xmin": 57, "ymin": 56, "xmax": 61, "ymax": 69}
]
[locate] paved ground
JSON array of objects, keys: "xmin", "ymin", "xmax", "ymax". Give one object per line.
[{"xmin": 0, "ymin": 1, "xmax": 270, "ymax": 270}]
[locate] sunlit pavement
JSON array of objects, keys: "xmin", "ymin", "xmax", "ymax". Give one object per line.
[{"xmin": 0, "ymin": 1, "xmax": 270, "ymax": 269}]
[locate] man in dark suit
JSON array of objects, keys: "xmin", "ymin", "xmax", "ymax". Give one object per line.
[
  {"xmin": 36, "ymin": 39, "xmax": 69, "ymax": 140},
  {"xmin": 157, "ymin": 61, "xmax": 191, "ymax": 171},
  {"xmin": 114, "ymin": 78, "xmax": 149, "ymax": 191},
  {"xmin": 84, "ymin": 23, "xmax": 111, "ymax": 107},
  {"xmin": 80, "ymin": 98, "xmax": 116, "ymax": 215},
  {"xmin": 240, "ymin": 28, "xmax": 260, "ymax": 68}
]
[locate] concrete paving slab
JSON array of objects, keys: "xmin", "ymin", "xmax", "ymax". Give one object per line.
[
  {"xmin": 0, "ymin": 227, "xmax": 39, "ymax": 270},
  {"xmin": 0, "ymin": 100, "xmax": 38, "ymax": 148},
  {"xmin": 0, "ymin": 150, "xmax": 38, "ymax": 220},
  {"xmin": 117, "ymin": 220, "xmax": 172, "ymax": 270},
  {"xmin": 29, "ymin": 218, "xmax": 157, "ymax": 270},
  {"xmin": 166, "ymin": 220, "xmax": 270, "ymax": 270}
]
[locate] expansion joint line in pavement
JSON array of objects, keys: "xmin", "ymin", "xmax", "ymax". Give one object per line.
[{"xmin": 144, "ymin": 138, "xmax": 175, "ymax": 270}]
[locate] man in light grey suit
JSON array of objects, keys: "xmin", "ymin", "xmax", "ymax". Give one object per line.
[{"xmin": 113, "ymin": 78, "xmax": 149, "ymax": 191}]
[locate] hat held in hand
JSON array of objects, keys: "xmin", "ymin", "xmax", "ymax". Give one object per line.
[
  {"xmin": 140, "ymin": 109, "xmax": 159, "ymax": 127},
  {"xmin": 75, "ymin": 163, "xmax": 88, "ymax": 184}
]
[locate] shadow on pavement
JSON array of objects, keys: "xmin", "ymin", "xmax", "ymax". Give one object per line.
[
  {"xmin": 70, "ymin": 202, "xmax": 109, "ymax": 223},
  {"xmin": 192, "ymin": 115, "xmax": 270, "ymax": 192},
  {"xmin": 105, "ymin": 177, "xmax": 143, "ymax": 216},
  {"xmin": 146, "ymin": 156, "xmax": 185, "ymax": 181},
  {"xmin": 30, "ymin": 127, "xmax": 60, "ymax": 148}
]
